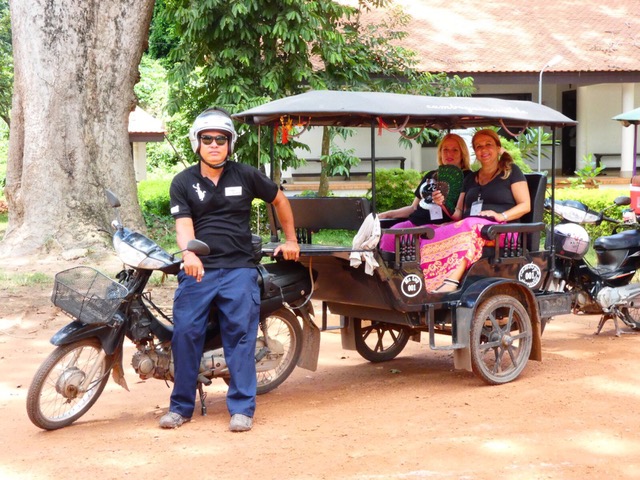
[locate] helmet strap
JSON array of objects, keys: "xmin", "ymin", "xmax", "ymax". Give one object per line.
[{"xmin": 199, "ymin": 155, "xmax": 227, "ymax": 170}]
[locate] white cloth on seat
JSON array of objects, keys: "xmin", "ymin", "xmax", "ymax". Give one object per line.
[{"xmin": 349, "ymin": 213, "xmax": 381, "ymax": 275}]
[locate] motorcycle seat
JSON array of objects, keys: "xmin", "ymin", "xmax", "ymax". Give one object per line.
[{"xmin": 594, "ymin": 228, "xmax": 640, "ymax": 251}]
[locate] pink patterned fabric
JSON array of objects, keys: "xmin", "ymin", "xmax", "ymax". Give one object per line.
[
  {"xmin": 419, "ymin": 217, "xmax": 498, "ymax": 292},
  {"xmin": 379, "ymin": 220, "xmax": 417, "ymax": 252}
]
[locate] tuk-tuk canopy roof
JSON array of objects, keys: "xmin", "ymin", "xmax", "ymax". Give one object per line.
[
  {"xmin": 233, "ymin": 90, "xmax": 577, "ymax": 129},
  {"xmin": 613, "ymin": 107, "xmax": 640, "ymax": 126}
]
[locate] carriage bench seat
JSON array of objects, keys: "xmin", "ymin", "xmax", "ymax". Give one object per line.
[
  {"xmin": 264, "ymin": 196, "xmax": 374, "ymax": 255},
  {"xmin": 379, "ymin": 172, "xmax": 547, "ymax": 268}
]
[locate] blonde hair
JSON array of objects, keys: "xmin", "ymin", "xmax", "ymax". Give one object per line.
[
  {"xmin": 472, "ymin": 129, "xmax": 513, "ymax": 179},
  {"xmin": 437, "ymin": 133, "xmax": 471, "ymax": 170}
]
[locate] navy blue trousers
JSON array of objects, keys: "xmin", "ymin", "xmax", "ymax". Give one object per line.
[{"xmin": 169, "ymin": 267, "xmax": 260, "ymax": 418}]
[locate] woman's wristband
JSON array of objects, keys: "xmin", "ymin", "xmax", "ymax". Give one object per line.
[{"xmin": 502, "ymin": 212, "xmax": 508, "ymax": 221}]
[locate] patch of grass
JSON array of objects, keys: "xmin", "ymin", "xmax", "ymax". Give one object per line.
[
  {"xmin": 0, "ymin": 270, "xmax": 52, "ymax": 288},
  {"xmin": 312, "ymin": 229, "xmax": 356, "ymax": 247}
]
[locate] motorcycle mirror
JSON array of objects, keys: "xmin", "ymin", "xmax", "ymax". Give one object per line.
[
  {"xmin": 105, "ymin": 190, "xmax": 121, "ymax": 208},
  {"xmin": 614, "ymin": 196, "xmax": 631, "ymax": 206},
  {"xmin": 186, "ymin": 239, "xmax": 210, "ymax": 256}
]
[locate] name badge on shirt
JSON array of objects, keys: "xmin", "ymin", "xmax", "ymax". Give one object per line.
[
  {"xmin": 225, "ymin": 186, "xmax": 242, "ymax": 196},
  {"xmin": 427, "ymin": 203, "xmax": 443, "ymax": 220},
  {"xmin": 470, "ymin": 198, "xmax": 483, "ymax": 216}
]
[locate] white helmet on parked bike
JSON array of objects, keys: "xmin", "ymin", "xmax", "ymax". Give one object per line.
[
  {"xmin": 188, "ymin": 107, "xmax": 238, "ymax": 156},
  {"xmin": 553, "ymin": 223, "xmax": 589, "ymax": 259}
]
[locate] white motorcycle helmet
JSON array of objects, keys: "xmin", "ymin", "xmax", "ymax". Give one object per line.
[
  {"xmin": 553, "ymin": 223, "xmax": 590, "ymax": 259},
  {"xmin": 188, "ymin": 107, "xmax": 238, "ymax": 156}
]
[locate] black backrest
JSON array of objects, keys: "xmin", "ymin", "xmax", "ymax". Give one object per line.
[
  {"xmin": 268, "ymin": 196, "xmax": 371, "ymax": 244},
  {"xmin": 522, "ymin": 173, "xmax": 547, "ymax": 251}
]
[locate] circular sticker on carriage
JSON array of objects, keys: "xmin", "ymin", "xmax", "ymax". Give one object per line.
[
  {"xmin": 518, "ymin": 263, "xmax": 542, "ymax": 288},
  {"xmin": 401, "ymin": 274, "xmax": 423, "ymax": 297}
]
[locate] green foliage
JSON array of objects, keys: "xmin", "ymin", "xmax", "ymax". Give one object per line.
[
  {"xmin": 137, "ymin": 179, "xmax": 175, "ymax": 251},
  {"xmin": 501, "ymin": 139, "xmax": 533, "ymax": 173},
  {"xmin": 135, "ymin": 56, "xmax": 170, "ymax": 118},
  {"xmin": 370, "ymin": 168, "xmax": 423, "ymax": 212},
  {"xmin": 514, "ymin": 128, "xmax": 555, "ymax": 164},
  {"xmin": 147, "ymin": 0, "xmax": 180, "ymax": 60},
  {"xmin": 570, "ymin": 153, "xmax": 605, "ymax": 188},
  {"xmin": 159, "ymin": 0, "xmax": 475, "ymax": 181},
  {"xmin": 159, "ymin": 0, "xmax": 359, "ymax": 174},
  {"xmin": 322, "ymin": 127, "xmax": 360, "ymax": 178}
]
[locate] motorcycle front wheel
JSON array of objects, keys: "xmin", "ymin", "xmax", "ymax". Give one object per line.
[
  {"xmin": 256, "ymin": 307, "xmax": 302, "ymax": 395},
  {"xmin": 26, "ymin": 338, "xmax": 112, "ymax": 430}
]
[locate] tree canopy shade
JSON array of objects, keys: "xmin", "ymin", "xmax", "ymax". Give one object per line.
[
  {"xmin": 161, "ymin": 0, "xmax": 474, "ymax": 193},
  {"xmin": 2, "ymin": 0, "xmax": 154, "ymax": 256}
]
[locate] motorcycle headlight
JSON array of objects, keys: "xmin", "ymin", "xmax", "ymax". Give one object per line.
[{"xmin": 113, "ymin": 230, "xmax": 175, "ymax": 269}]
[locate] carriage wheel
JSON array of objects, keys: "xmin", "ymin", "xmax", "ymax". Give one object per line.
[
  {"xmin": 470, "ymin": 295, "xmax": 532, "ymax": 385},
  {"xmin": 353, "ymin": 318, "xmax": 410, "ymax": 363}
]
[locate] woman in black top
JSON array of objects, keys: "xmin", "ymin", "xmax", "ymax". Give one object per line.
[
  {"xmin": 379, "ymin": 133, "xmax": 471, "ymax": 252},
  {"xmin": 424, "ymin": 129, "xmax": 531, "ymax": 293}
]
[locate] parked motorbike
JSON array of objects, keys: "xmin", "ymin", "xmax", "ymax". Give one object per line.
[
  {"xmin": 546, "ymin": 196, "xmax": 640, "ymax": 335},
  {"xmin": 26, "ymin": 190, "xmax": 316, "ymax": 430}
]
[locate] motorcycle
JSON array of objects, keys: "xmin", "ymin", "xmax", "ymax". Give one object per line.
[
  {"xmin": 26, "ymin": 190, "xmax": 317, "ymax": 430},
  {"xmin": 546, "ymin": 195, "xmax": 640, "ymax": 335}
]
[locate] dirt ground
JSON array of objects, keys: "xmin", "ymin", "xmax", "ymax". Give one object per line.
[{"xmin": 3, "ymin": 255, "xmax": 640, "ymax": 480}]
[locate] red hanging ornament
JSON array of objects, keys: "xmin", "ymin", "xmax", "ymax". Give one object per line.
[{"xmin": 377, "ymin": 117, "xmax": 387, "ymax": 136}]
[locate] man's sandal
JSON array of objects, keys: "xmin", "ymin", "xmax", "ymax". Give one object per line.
[{"xmin": 429, "ymin": 278, "xmax": 460, "ymax": 294}]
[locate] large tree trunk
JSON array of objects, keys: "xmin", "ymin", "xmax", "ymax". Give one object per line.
[{"xmin": 2, "ymin": 0, "xmax": 154, "ymax": 257}]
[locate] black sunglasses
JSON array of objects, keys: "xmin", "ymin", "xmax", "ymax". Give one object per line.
[{"xmin": 200, "ymin": 134, "xmax": 229, "ymax": 146}]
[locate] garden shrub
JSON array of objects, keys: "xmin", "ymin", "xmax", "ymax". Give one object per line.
[
  {"xmin": 138, "ymin": 179, "xmax": 171, "ymax": 218},
  {"xmin": 369, "ymin": 168, "xmax": 423, "ymax": 212}
]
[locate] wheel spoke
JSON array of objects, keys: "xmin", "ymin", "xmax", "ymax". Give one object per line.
[
  {"xmin": 478, "ymin": 338, "xmax": 501, "ymax": 352},
  {"xmin": 507, "ymin": 344, "xmax": 519, "ymax": 366},
  {"xmin": 374, "ymin": 331, "xmax": 385, "ymax": 352},
  {"xmin": 505, "ymin": 306, "xmax": 515, "ymax": 331},
  {"xmin": 510, "ymin": 331, "xmax": 528, "ymax": 341}
]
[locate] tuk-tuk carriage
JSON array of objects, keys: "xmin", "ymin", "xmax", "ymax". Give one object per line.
[{"xmin": 234, "ymin": 90, "xmax": 577, "ymax": 385}]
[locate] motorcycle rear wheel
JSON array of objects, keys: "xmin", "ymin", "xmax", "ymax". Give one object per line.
[
  {"xmin": 256, "ymin": 307, "xmax": 303, "ymax": 395},
  {"xmin": 26, "ymin": 338, "xmax": 112, "ymax": 430}
]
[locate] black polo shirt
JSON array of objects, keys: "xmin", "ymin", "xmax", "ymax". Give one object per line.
[{"xmin": 169, "ymin": 162, "xmax": 278, "ymax": 268}]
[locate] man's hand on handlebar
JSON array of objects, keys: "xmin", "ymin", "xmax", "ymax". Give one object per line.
[{"xmin": 182, "ymin": 250, "xmax": 205, "ymax": 282}]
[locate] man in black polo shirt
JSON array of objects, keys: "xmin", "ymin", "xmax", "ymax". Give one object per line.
[{"xmin": 161, "ymin": 107, "xmax": 299, "ymax": 432}]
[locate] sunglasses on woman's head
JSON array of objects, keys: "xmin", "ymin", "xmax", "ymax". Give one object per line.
[{"xmin": 201, "ymin": 134, "xmax": 229, "ymax": 146}]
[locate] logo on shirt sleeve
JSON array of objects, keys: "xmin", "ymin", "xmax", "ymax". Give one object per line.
[{"xmin": 170, "ymin": 205, "xmax": 180, "ymax": 214}]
